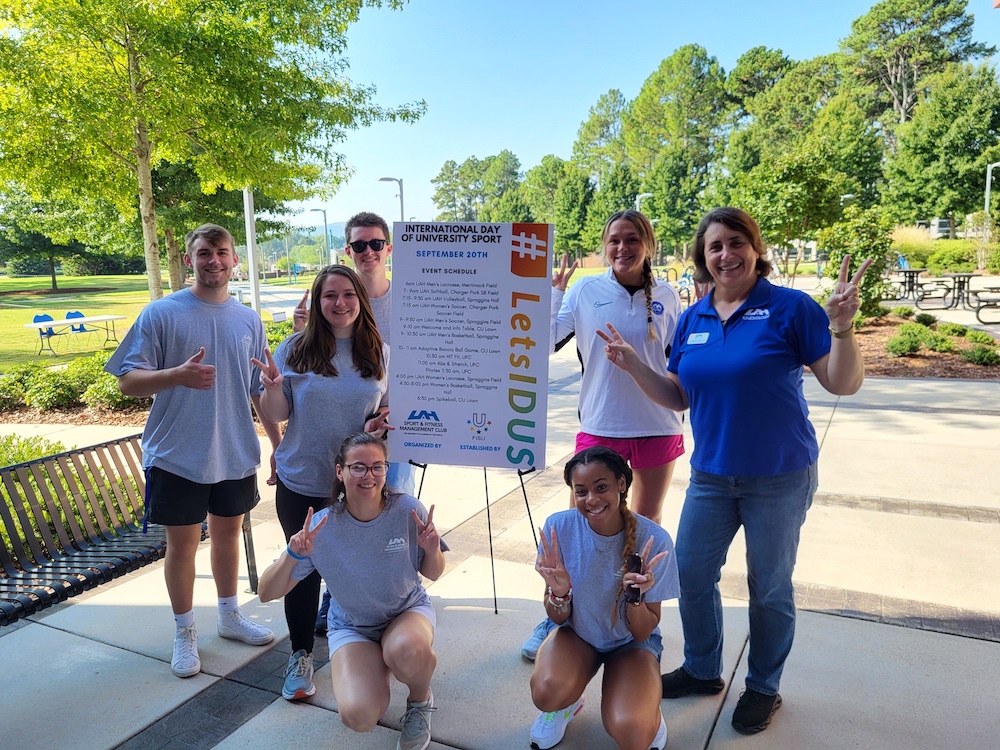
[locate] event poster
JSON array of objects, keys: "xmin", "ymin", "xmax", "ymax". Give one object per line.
[{"xmin": 388, "ymin": 222, "xmax": 552, "ymax": 471}]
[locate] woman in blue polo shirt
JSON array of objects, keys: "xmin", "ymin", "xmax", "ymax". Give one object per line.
[{"xmin": 598, "ymin": 206, "xmax": 871, "ymax": 736}]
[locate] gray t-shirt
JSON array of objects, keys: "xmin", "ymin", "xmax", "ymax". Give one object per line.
[
  {"xmin": 369, "ymin": 281, "xmax": 391, "ymax": 345},
  {"xmin": 105, "ymin": 289, "xmax": 265, "ymax": 484},
  {"xmin": 541, "ymin": 509, "xmax": 680, "ymax": 651},
  {"xmin": 291, "ymin": 493, "xmax": 432, "ymax": 638},
  {"xmin": 270, "ymin": 333, "xmax": 389, "ymax": 498}
]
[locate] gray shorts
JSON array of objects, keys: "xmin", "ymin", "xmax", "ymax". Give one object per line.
[{"xmin": 327, "ymin": 601, "xmax": 437, "ymax": 657}]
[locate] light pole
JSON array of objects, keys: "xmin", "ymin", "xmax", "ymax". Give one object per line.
[
  {"xmin": 310, "ymin": 208, "xmax": 333, "ymax": 265},
  {"xmin": 634, "ymin": 192, "xmax": 653, "ymax": 212},
  {"xmin": 380, "ymin": 177, "xmax": 405, "ymax": 223}
]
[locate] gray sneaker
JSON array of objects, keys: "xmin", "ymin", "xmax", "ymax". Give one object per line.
[
  {"xmin": 398, "ymin": 691, "xmax": 436, "ymax": 750},
  {"xmin": 282, "ymin": 649, "xmax": 316, "ymax": 700}
]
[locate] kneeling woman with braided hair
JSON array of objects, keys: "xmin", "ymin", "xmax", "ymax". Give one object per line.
[
  {"xmin": 528, "ymin": 447, "xmax": 679, "ymax": 750},
  {"xmin": 258, "ymin": 433, "xmax": 446, "ymax": 750}
]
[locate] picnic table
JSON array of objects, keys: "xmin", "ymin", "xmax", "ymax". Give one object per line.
[
  {"xmin": 896, "ymin": 268, "xmax": 928, "ymax": 301},
  {"xmin": 24, "ymin": 315, "xmax": 126, "ymax": 355},
  {"xmin": 940, "ymin": 273, "xmax": 982, "ymax": 311}
]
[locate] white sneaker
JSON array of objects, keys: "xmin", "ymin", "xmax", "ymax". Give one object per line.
[
  {"xmin": 217, "ymin": 608, "xmax": 275, "ymax": 646},
  {"xmin": 529, "ymin": 697, "xmax": 584, "ymax": 749},
  {"xmin": 648, "ymin": 711, "xmax": 667, "ymax": 750},
  {"xmin": 171, "ymin": 625, "xmax": 201, "ymax": 678}
]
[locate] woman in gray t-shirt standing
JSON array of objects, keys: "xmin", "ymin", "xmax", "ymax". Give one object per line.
[{"xmin": 254, "ymin": 266, "xmax": 390, "ymax": 702}]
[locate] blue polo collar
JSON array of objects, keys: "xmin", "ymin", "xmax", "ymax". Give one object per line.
[{"xmin": 697, "ymin": 276, "xmax": 773, "ymax": 320}]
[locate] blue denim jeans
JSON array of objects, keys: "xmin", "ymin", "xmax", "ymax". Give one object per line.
[{"xmin": 677, "ymin": 463, "xmax": 818, "ymax": 695}]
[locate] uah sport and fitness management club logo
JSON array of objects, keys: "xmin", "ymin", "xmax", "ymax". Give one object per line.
[{"xmin": 400, "ymin": 409, "xmax": 448, "ymax": 435}]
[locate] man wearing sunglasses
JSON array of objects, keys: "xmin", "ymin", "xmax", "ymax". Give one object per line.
[{"xmin": 342, "ymin": 211, "xmax": 418, "ymax": 496}]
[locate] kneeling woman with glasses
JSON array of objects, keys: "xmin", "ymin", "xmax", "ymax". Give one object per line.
[{"xmin": 259, "ymin": 433, "xmax": 446, "ymax": 750}]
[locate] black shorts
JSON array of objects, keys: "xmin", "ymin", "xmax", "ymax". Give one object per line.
[{"xmin": 145, "ymin": 466, "xmax": 258, "ymax": 526}]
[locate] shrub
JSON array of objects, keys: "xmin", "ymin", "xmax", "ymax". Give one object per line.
[
  {"xmin": 265, "ymin": 320, "xmax": 295, "ymax": 352},
  {"xmin": 816, "ymin": 206, "xmax": 893, "ymax": 317},
  {"xmin": 914, "ymin": 313, "xmax": 937, "ymax": 327},
  {"xmin": 926, "ymin": 240, "xmax": 976, "ymax": 276},
  {"xmin": 24, "ymin": 369, "xmax": 81, "ymax": 410},
  {"xmin": 961, "ymin": 345, "xmax": 1000, "ymax": 366},
  {"xmin": 898, "ymin": 323, "xmax": 931, "ymax": 340},
  {"xmin": 965, "ymin": 330, "xmax": 997, "ymax": 346},
  {"xmin": 853, "ymin": 313, "xmax": 866, "ymax": 331},
  {"xmin": 938, "ymin": 322, "xmax": 968, "ymax": 337},
  {"xmin": 894, "ymin": 306, "xmax": 914, "ymax": 319},
  {"xmin": 891, "ymin": 226, "xmax": 936, "ymax": 267},
  {"xmin": 987, "ymin": 248, "xmax": 1000, "ymax": 274},
  {"xmin": 886, "ymin": 335, "xmax": 922, "ymax": 357},
  {"xmin": 82, "ymin": 372, "xmax": 146, "ymax": 410},
  {"xmin": 924, "ymin": 333, "xmax": 954, "ymax": 353},
  {"xmin": 0, "ymin": 434, "xmax": 66, "ymax": 467},
  {"xmin": 0, "ymin": 362, "xmax": 48, "ymax": 409},
  {"xmin": 62, "ymin": 351, "xmax": 112, "ymax": 393}
]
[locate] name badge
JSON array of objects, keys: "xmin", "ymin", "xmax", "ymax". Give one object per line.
[{"xmin": 687, "ymin": 332, "xmax": 709, "ymax": 345}]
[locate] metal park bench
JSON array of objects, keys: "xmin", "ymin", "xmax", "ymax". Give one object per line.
[
  {"xmin": 972, "ymin": 288, "xmax": 1000, "ymax": 325},
  {"xmin": 0, "ymin": 434, "xmax": 259, "ymax": 626},
  {"xmin": 914, "ymin": 279, "xmax": 953, "ymax": 310}
]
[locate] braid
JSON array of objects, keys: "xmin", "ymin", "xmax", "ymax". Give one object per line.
[
  {"xmin": 611, "ymin": 493, "xmax": 638, "ymax": 626},
  {"xmin": 643, "ymin": 257, "xmax": 655, "ymax": 341}
]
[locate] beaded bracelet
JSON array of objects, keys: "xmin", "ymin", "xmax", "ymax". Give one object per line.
[
  {"xmin": 286, "ymin": 545, "xmax": 307, "ymax": 561},
  {"xmin": 547, "ymin": 586, "xmax": 572, "ymax": 611}
]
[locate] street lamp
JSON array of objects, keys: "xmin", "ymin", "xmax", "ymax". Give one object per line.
[
  {"xmin": 309, "ymin": 208, "xmax": 333, "ymax": 265},
  {"xmin": 634, "ymin": 192, "xmax": 653, "ymax": 212},
  {"xmin": 380, "ymin": 177, "xmax": 405, "ymax": 223}
]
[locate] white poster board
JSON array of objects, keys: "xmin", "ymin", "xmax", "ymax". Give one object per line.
[{"xmin": 388, "ymin": 222, "xmax": 552, "ymax": 470}]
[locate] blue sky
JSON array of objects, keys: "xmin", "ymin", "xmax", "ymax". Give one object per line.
[{"xmin": 289, "ymin": 0, "xmax": 1000, "ymax": 231}]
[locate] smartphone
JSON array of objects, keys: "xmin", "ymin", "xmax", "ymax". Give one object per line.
[{"xmin": 624, "ymin": 553, "xmax": 643, "ymax": 603}]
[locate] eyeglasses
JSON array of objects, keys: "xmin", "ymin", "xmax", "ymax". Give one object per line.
[
  {"xmin": 348, "ymin": 239, "xmax": 387, "ymax": 254},
  {"xmin": 345, "ymin": 462, "xmax": 388, "ymax": 478}
]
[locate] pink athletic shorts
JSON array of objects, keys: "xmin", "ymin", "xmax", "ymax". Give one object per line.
[{"xmin": 575, "ymin": 432, "xmax": 685, "ymax": 470}]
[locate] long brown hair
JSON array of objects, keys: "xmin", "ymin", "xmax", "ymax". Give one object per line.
[
  {"xmin": 563, "ymin": 447, "xmax": 637, "ymax": 626},
  {"xmin": 286, "ymin": 265, "xmax": 384, "ymax": 379},
  {"xmin": 602, "ymin": 209, "xmax": 657, "ymax": 341}
]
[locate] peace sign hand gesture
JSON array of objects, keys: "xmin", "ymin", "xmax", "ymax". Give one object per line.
[
  {"xmin": 824, "ymin": 255, "xmax": 873, "ymax": 333},
  {"xmin": 622, "ymin": 537, "xmax": 669, "ymax": 597},
  {"xmin": 553, "ymin": 253, "xmax": 578, "ymax": 292},
  {"xmin": 288, "ymin": 507, "xmax": 327, "ymax": 558},
  {"xmin": 596, "ymin": 323, "xmax": 640, "ymax": 373},
  {"xmin": 251, "ymin": 348, "xmax": 283, "ymax": 391},
  {"xmin": 535, "ymin": 527, "xmax": 571, "ymax": 597},
  {"xmin": 292, "ymin": 291, "xmax": 309, "ymax": 333},
  {"xmin": 412, "ymin": 504, "xmax": 440, "ymax": 553}
]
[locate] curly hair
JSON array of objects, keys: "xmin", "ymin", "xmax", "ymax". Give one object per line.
[
  {"xmin": 563, "ymin": 446, "xmax": 637, "ymax": 625},
  {"xmin": 330, "ymin": 433, "xmax": 393, "ymax": 512},
  {"xmin": 601, "ymin": 209, "xmax": 658, "ymax": 341},
  {"xmin": 286, "ymin": 265, "xmax": 384, "ymax": 379}
]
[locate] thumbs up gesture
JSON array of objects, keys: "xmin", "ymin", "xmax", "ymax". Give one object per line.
[{"xmin": 175, "ymin": 347, "xmax": 216, "ymax": 390}]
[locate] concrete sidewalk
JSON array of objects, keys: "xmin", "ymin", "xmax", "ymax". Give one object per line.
[{"xmin": 1, "ymin": 346, "xmax": 998, "ymax": 749}]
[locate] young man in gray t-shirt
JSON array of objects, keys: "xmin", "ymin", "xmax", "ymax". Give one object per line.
[{"xmin": 106, "ymin": 224, "xmax": 279, "ymax": 678}]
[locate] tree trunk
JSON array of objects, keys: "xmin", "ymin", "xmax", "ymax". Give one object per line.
[
  {"xmin": 48, "ymin": 254, "xmax": 58, "ymax": 292},
  {"xmin": 165, "ymin": 226, "xmax": 184, "ymax": 291},
  {"xmin": 136, "ymin": 121, "xmax": 163, "ymax": 301}
]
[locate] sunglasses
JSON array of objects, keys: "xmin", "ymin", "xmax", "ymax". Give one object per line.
[
  {"xmin": 348, "ymin": 239, "xmax": 387, "ymax": 253},
  {"xmin": 345, "ymin": 462, "xmax": 389, "ymax": 478}
]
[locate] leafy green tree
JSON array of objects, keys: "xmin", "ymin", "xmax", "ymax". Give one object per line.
[
  {"xmin": 0, "ymin": 0, "xmax": 423, "ymax": 300},
  {"xmin": 582, "ymin": 163, "xmax": 639, "ymax": 251},
  {"xmin": 642, "ymin": 147, "xmax": 705, "ymax": 256},
  {"xmin": 480, "ymin": 185, "xmax": 533, "ymax": 223},
  {"xmin": 553, "ymin": 170, "xmax": 594, "ymax": 256},
  {"xmin": 432, "ymin": 151, "xmax": 524, "ymax": 222},
  {"xmin": 430, "ymin": 160, "xmax": 465, "ymax": 221},
  {"xmin": 725, "ymin": 46, "xmax": 794, "ymax": 122},
  {"xmin": 622, "ymin": 45, "xmax": 727, "ymax": 177},
  {"xmin": 884, "ymin": 63, "xmax": 1000, "ymax": 229},
  {"xmin": 840, "ymin": 0, "xmax": 994, "ymax": 124},
  {"xmin": 0, "ymin": 227, "xmax": 84, "ymax": 290},
  {"xmin": 816, "ymin": 205, "xmax": 894, "ymax": 316},
  {"xmin": 523, "ymin": 155, "xmax": 568, "ymax": 226},
  {"xmin": 572, "ymin": 89, "xmax": 629, "ymax": 186}
]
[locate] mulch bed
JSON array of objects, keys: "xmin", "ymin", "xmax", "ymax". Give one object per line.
[{"xmin": 1, "ymin": 316, "xmax": 996, "ymax": 427}]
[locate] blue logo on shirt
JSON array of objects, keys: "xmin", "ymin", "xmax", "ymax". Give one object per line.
[
  {"xmin": 651, "ymin": 301, "xmax": 664, "ymax": 315},
  {"xmin": 593, "ymin": 301, "xmax": 614, "ymax": 308}
]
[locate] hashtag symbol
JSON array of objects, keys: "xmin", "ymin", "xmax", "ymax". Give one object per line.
[{"xmin": 512, "ymin": 232, "xmax": 547, "ymax": 261}]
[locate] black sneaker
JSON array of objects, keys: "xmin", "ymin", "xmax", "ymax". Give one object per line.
[
  {"xmin": 731, "ymin": 689, "xmax": 782, "ymax": 734},
  {"xmin": 661, "ymin": 667, "xmax": 725, "ymax": 699}
]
